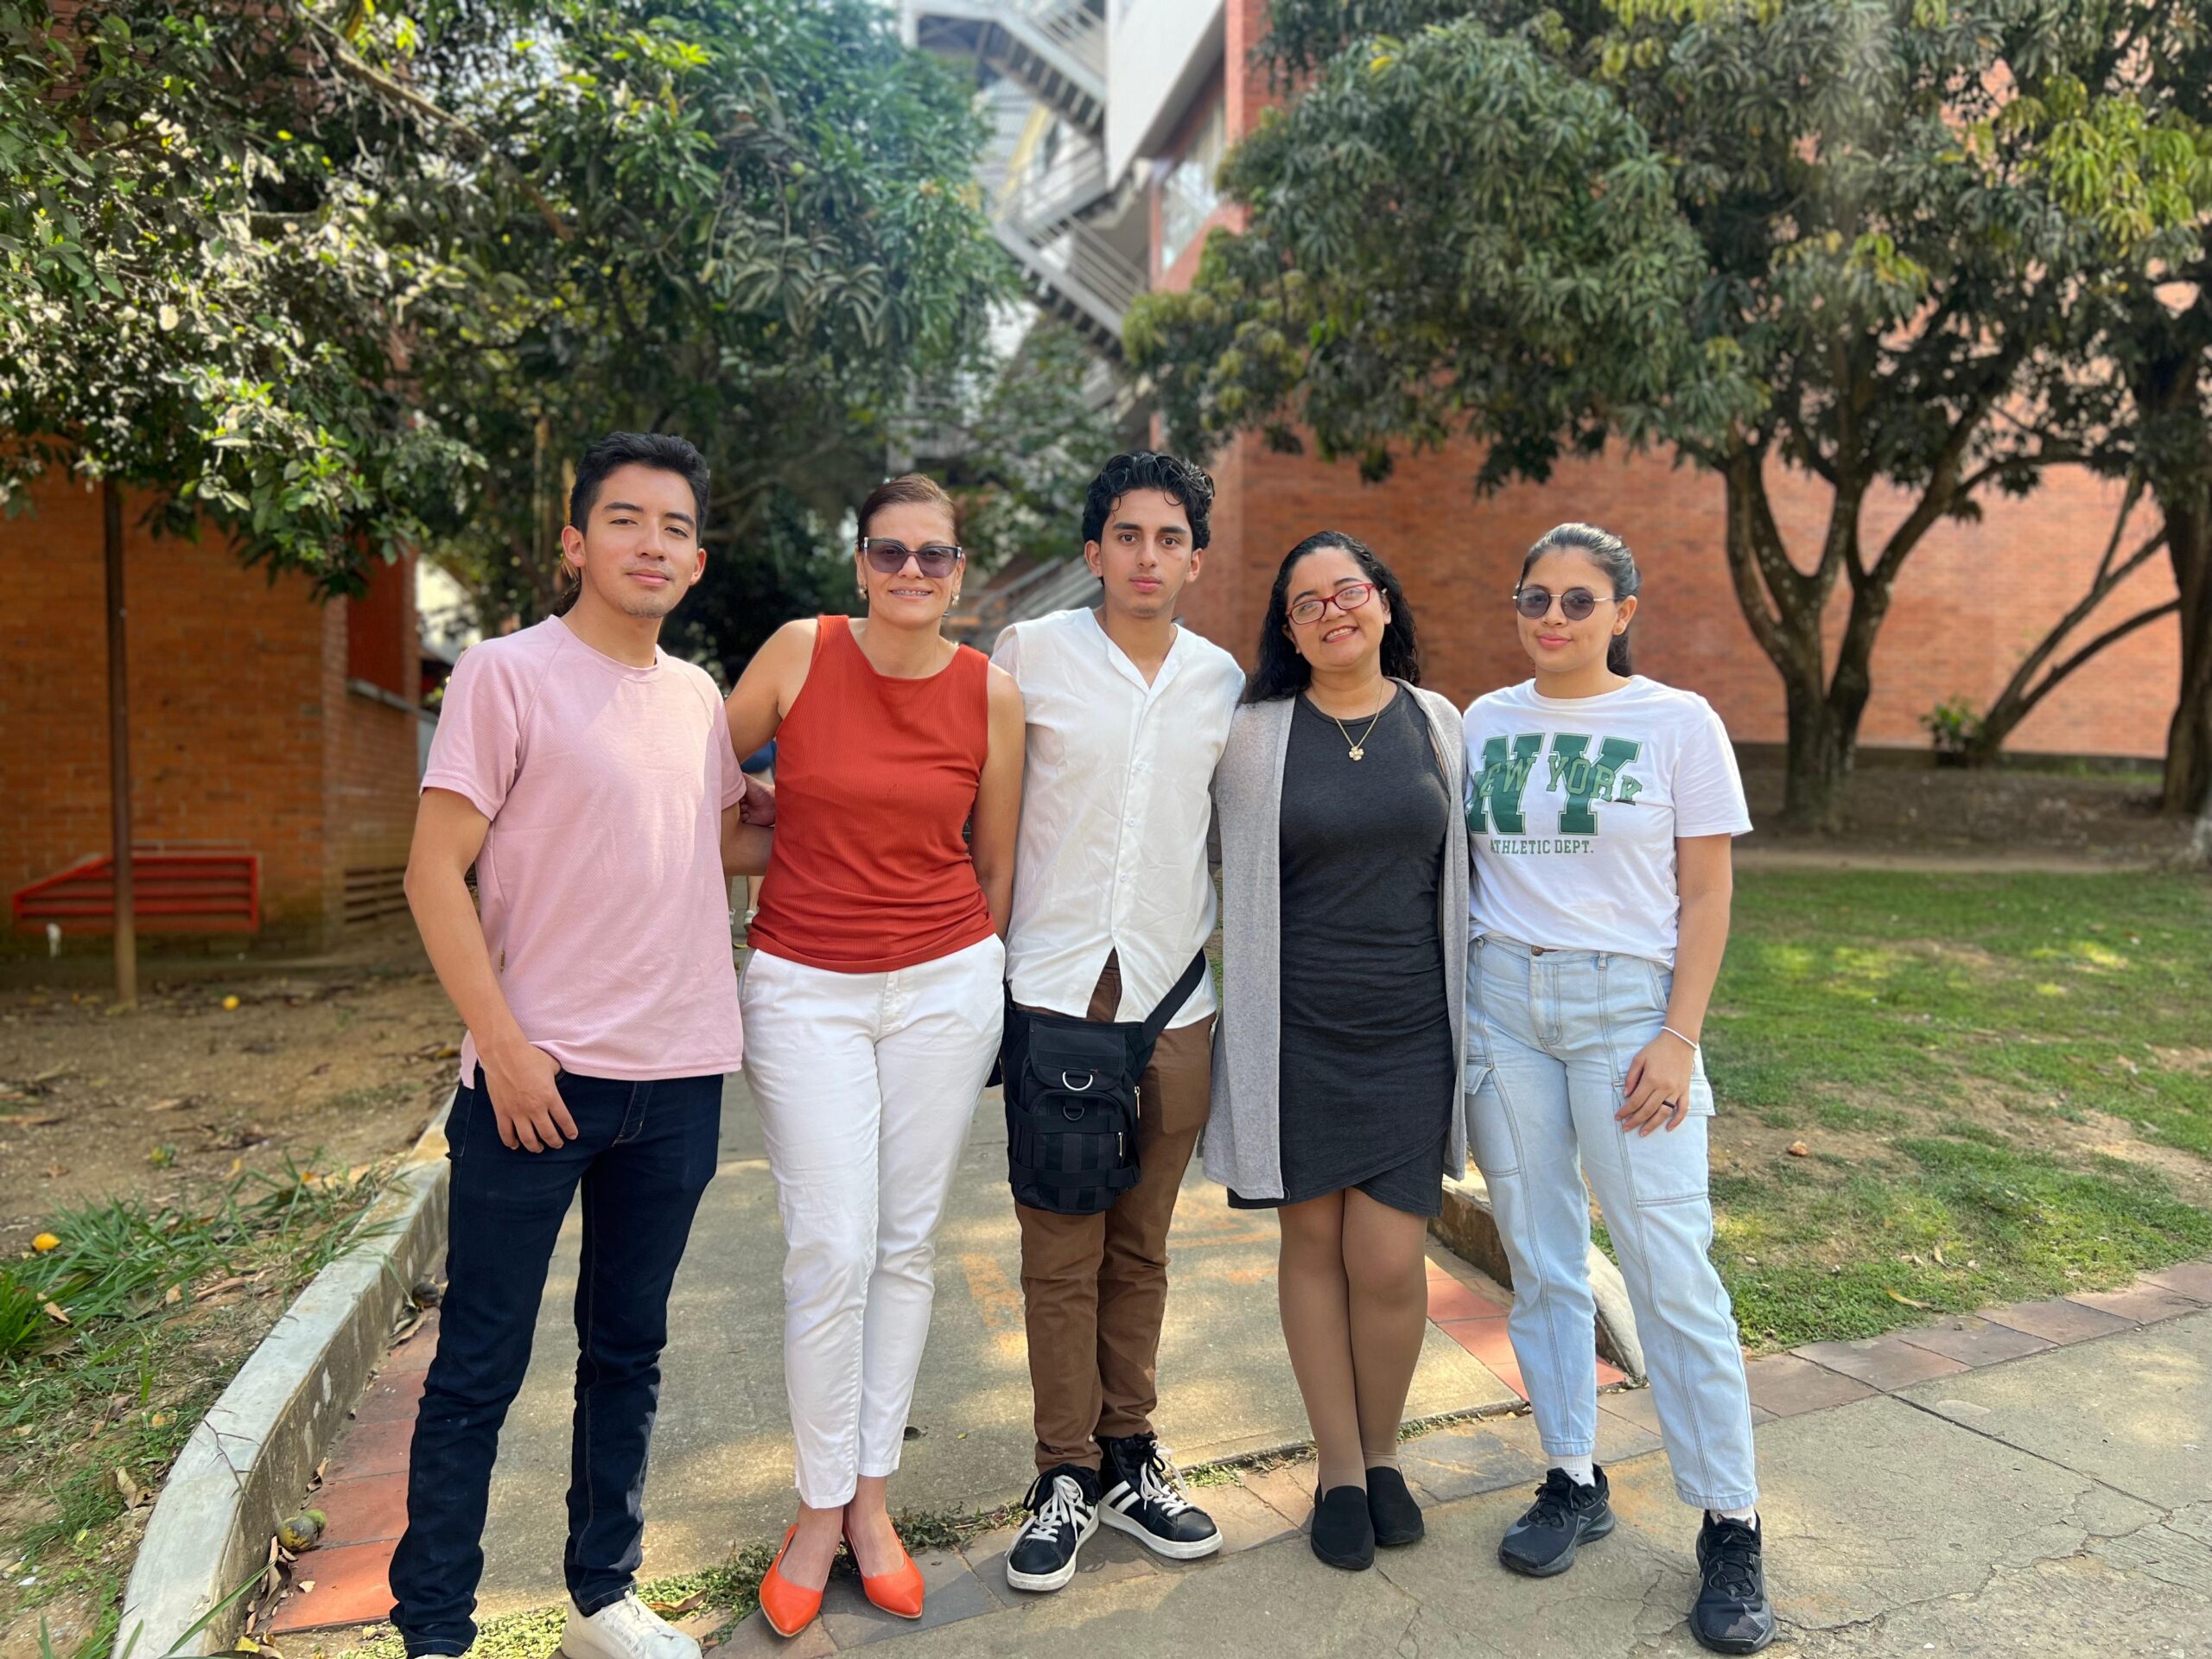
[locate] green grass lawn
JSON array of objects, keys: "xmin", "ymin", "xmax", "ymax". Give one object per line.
[{"xmin": 1700, "ymin": 870, "xmax": 2212, "ymax": 1351}]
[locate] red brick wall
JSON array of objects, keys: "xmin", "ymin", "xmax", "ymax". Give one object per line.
[
  {"xmin": 324, "ymin": 560, "xmax": 423, "ymax": 924},
  {"xmin": 0, "ymin": 472, "xmax": 423, "ymax": 947},
  {"xmin": 1177, "ymin": 435, "xmax": 2180, "ymax": 759}
]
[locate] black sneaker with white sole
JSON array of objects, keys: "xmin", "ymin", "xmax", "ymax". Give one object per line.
[
  {"xmin": 1497, "ymin": 1465, "xmax": 1614, "ymax": 1577},
  {"xmin": 1006, "ymin": 1464, "xmax": 1100, "ymax": 1593},
  {"xmin": 1098, "ymin": 1432, "xmax": 1222, "ymax": 1560},
  {"xmin": 1692, "ymin": 1515, "xmax": 1777, "ymax": 1654}
]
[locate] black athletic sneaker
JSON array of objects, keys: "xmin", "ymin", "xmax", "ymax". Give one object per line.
[
  {"xmin": 1005, "ymin": 1464, "xmax": 1100, "ymax": 1593},
  {"xmin": 1497, "ymin": 1465, "xmax": 1614, "ymax": 1577},
  {"xmin": 1098, "ymin": 1433, "xmax": 1222, "ymax": 1560},
  {"xmin": 1692, "ymin": 1515, "xmax": 1777, "ymax": 1654}
]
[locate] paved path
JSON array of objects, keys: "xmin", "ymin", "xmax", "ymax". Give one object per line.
[
  {"xmin": 274, "ymin": 1072, "xmax": 1531, "ymax": 1631},
  {"xmin": 703, "ymin": 1289, "xmax": 2212, "ymax": 1658}
]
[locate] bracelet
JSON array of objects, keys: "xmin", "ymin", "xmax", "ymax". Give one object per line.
[{"xmin": 1662, "ymin": 1025, "xmax": 1700, "ymax": 1051}]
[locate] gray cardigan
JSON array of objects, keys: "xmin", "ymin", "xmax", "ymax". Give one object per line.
[{"xmin": 1202, "ymin": 683, "xmax": 1471, "ymax": 1200}]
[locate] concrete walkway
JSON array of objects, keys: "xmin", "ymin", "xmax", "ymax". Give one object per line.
[
  {"xmin": 706, "ymin": 1299, "xmax": 2212, "ymax": 1657},
  {"xmin": 474, "ymin": 1073, "xmax": 1519, "ymax": 1616}
]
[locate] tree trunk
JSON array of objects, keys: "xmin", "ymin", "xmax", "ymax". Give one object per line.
[
  {"xmin": 103, "ymin": 477, "xmax": 137, "ymax": 1008},
  {"xmin": 2161, "ymin": 499, "xmax": 2211, "ymax": 817},
  {"xmin": 1720, "ymin": 445, "xmax": 1856, "ymax": 833},
  {"xmin": 1780, "ymin": 679, "xmax": 1853, "ymax": 829}
]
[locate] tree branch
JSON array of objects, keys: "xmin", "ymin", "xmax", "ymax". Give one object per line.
[
  {"xmin": 291, "ymin": 4, "xmax": 572, "ymax": 242},
  {"xmin": 2006, "ymin": 599, "xmax": 2181, "ymax": 726}
]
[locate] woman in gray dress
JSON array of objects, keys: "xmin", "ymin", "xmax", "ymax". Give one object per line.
[{"xmin": 1205, "ymin": 531, "xmax": 1471, "ymax": 1572}]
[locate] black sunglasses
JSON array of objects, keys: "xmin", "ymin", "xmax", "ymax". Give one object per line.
[
  {"xmin": 860, "ymin": 537, "xmax": 963, "ymax": 578},
  {"xmin": 1514, "ymin": 585, "xmax": 1615, "ymax": 622}
]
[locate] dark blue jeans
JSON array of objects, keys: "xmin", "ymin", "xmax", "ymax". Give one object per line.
[{"xmin": 389, "ymin": 1066, "xmax": 722, "ymax": 1656}]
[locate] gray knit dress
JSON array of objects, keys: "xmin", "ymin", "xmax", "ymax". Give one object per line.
[{"xmin": 1228, "ymin": 691, "xmax": 1454, "ymax": 1215}]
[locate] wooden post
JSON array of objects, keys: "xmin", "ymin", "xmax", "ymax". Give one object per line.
[{"xmin": 103, "ymin": 477, "xmax": 137, "ymax": 1007}]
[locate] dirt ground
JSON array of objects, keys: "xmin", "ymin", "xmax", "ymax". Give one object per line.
[
  {"xmin": 1739, "ymin": 758, "xmax": 2185, "ymax": 864},
  {"xmin": 0, "ymin": 922, "xmax": 455, "ymax": 1247}
]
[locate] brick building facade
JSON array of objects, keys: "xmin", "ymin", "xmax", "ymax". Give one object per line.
[{"xmin": 0, "ymin": 472, "xmax": 425, "ymax": 952}]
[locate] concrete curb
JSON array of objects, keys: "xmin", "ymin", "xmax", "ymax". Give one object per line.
[
  {"xmin": 119, "ymin": 1103, "xmax": 454, "ymax": 1658},
  {"xmin": 1431, "ymin": 1170, "xmax": 1647, "ymax": 1382}
]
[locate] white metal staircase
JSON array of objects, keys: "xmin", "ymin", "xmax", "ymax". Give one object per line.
[
  {"xmin": 910, "ymin": 0, "xmax": 1141, "ymax": 354},
  {"xmin": 911, "ymin": 0, "xmax": 1107, "ymax": 135}
]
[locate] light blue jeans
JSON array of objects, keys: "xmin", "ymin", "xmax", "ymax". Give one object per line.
[{"xmin": 1465, "ymin": 934, "xmax": 1759, "ymax": 1511}]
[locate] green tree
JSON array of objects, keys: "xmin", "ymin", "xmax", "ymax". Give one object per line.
[
  {"xmin": 3, "ymin": 0, "xmax": 486, "ymax": 1000},
  {"xmin": 391, "ymin": 0, "xmax": 1015, "ymax": 639},
  {"xmin": 1129, "ymin": 0, "xmax": 2209, "ymax": 828},
  {"xmin": 1964, "ymin": 5, "xmax": 2212, "ymax": 821}
]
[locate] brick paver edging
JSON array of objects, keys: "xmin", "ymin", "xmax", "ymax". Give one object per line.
[{"xmin": 117, "ymin": 1102, "xmax": 454, "ymax": 1659}]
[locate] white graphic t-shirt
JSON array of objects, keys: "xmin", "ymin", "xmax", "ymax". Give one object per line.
[{"xmin": 1463, "ymin": 677, "xmax": 1751, "ymax": 967}]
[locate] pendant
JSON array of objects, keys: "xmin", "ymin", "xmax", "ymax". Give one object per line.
[{"xmin": 1349, "ymin": 747, "xmax": 1365, "ymax": 760}]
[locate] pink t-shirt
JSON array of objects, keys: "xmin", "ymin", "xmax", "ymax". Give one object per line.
[{"xmin": 423, "ymin": 615, "xmax": 746, "ymax": 1084}]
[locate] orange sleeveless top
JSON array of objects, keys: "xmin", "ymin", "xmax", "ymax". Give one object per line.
[{"xmin": 747, "ymin": 616, "xmax": 996, "ymax": 974}]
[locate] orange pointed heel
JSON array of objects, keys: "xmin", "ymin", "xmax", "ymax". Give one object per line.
[
  {"xmin": 759, "ymin": 1525, "xmax": 826, "ymax": 1638},
  {"xmin": 845, "ymin": 1522, "xmax": 925, "ymax": 1619}
]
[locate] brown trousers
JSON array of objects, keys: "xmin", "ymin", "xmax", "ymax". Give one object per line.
[{"xmin": 1015, "ymin": 956, "xmax": 1214, "ymax": 1473}]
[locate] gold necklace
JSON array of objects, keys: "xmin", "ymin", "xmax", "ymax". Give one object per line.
[{"xmin": 1322, "ymin": 683, "xmax": 1390, "ymax": 760}]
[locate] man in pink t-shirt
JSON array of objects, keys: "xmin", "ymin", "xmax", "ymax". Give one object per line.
[{"xmin": 389, "ymin": 433, "xmax": 770, "ymax": 1659}]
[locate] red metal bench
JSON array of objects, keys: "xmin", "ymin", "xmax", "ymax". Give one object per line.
[{"xmin": 11, "ymin": 848, "xmax": 262, "ymax": 934}]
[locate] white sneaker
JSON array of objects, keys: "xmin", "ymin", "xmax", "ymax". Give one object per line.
[{"xmin": 561, "ymin": 1593, "xmax": 701, "ymax": 1659}]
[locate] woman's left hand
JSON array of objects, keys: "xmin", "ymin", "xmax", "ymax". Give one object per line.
[{"xmin": 1618, "ymin": 1032, "xmax": 1695, "ymax": 1136}]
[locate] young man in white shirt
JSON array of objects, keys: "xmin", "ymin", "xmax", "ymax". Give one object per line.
[{"xmin": 989, "ymin": 452, "xmax": 1246, "ymax": 1592}]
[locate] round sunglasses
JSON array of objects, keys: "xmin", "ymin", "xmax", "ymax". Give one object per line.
[
  {"xmin": 860, "ymin": 537, "xmax": 963, "ymax": 578},
  {"xmin": 1513, "ymin": 585, "xmax": 1615, "ymax": 622}
]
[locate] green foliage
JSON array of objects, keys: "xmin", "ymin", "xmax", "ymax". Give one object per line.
[
  {"xmin": 5, "ymin": 1, "xmax": 1071, "ymax": 654},
  {"xmin": 396, "ymin": 0, "xmax": 1021, "ymax": 641},
  {"xmin": 1920, "ymin": 695, "xmax": 1984, "ymax": 758},
  {"xmin": 0, "ymin": 2, "xmax": 484, "ymax": 593},
  {"xmin": 1135, "ymin": 1, "xmax": 2212, "ymax": 824},
  {"xmin": 1, "ymin": 1159, "xmax": 385, "ymax": 1651}
]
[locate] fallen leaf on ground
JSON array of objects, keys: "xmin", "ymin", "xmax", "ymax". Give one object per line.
[
  {"xmin": 1785, "ymin": 1141, "xmax": 1809, "ymax": 1157},
  {"xmin": 1885, "ymin": 1287, "xmax": 1934, "ymax": 1309},
  {"xmin": 115, "ymin": 1468, "xmax": 143, "ymax": 1506},
  {"xmin": 145, "ymin": 1098, "xmax": 187, "ymax": 1113},
  {"xmin": 164, "ymin": 1284, "xmax": 183, "ymax": 1305},
  {"xmin": 42, "ymin": 1300, "xmax": 70, "ymax": 1325},
  {"xmin": 648, "ymin": 1590, "xmax": 709, "ymax": 1618}
]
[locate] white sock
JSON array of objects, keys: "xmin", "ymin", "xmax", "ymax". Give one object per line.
[
  {"xmin": 1554, "ymin": 1455, "xmax": 1595, "ymax": 1486},
  {"xmin": 1709, "ymin": 1505, "xmax": 1758, "ymax": 1525}
]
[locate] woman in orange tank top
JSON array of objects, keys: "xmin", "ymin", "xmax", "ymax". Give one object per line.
[{"xmin": 724, "ymin": 475, "xmax": 1025, "ymax": 1638}]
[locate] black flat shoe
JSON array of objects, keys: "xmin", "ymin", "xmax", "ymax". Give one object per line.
[
  {"xmin": 1364, "ymin": 1465, "xmax": 1424, "ymax": 1547},
  {"xmin": 1310, "ymin": 1484, "xmax": 1375, "ymax": 1570}
]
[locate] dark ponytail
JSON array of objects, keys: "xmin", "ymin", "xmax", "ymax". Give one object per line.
[{"xmin": 1521, "ymin": 523, "xmax": 1639, "ymax": 675}]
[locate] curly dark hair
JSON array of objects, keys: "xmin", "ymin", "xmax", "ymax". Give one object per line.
[
  {"xmin": 1082, "ymin": 451, "xmax": 1214, "ymax": 550},
  {"xmin": 1243, "ymin": 531, "xmax": 1422, "ymax": 703}
]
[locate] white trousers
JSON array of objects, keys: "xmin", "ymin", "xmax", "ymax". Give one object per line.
[{"xmin": 739, "ymin": 934, "xmax": 1004, "ymax": 1508}]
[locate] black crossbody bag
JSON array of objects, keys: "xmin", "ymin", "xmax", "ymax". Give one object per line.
[{"xmin": 1001, "ymin": 950, "xmax": 1211, "ymax": 1216}]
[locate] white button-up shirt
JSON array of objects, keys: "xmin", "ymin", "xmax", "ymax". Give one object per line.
[{"xmin": 993, "ymin": 607, "xmax": 1243, "ymax": 1027}]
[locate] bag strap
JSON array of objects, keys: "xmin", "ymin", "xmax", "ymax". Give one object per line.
[{"xmin": 1136, "ymin": 949, "xmax": 1212, "ymax": 1050}]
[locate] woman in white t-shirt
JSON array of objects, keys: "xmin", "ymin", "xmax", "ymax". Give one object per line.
[{"xmin": 1462, "ymin": 524, "xmax": 1774, "ymax": 1656}]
